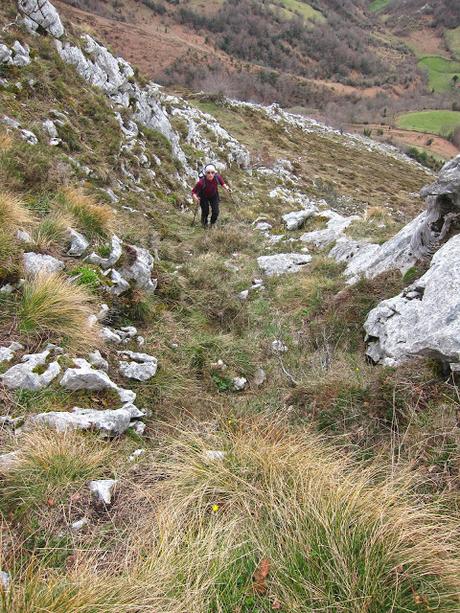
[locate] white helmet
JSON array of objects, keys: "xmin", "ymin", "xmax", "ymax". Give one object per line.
[{"xmin": 204, "ymin": 164, "xmax": 217, "ymax": 173}]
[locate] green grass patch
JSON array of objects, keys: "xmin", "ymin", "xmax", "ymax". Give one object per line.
[
  {"xmin": 396, "ymin": 109, "xmax": 460, "ymax": 137},
  {"xmin": 445, "ymin": 27, "xmax": 460, "ymax": 60},
  {"xmin": 273, "ymin": 0, "xmax": 324, "ymax": 22},
  {"xmin": 418, "ymin": 55, "xmax": 460, "ymax": 92},
  {"xmin": 369, "ymin": 0, "xmax": 391, "ymax": 13}
]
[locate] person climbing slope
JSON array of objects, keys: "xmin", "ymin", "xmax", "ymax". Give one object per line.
[{"xmin": 192, "ymin": 164, "xmax": 231, "ymax": 228}]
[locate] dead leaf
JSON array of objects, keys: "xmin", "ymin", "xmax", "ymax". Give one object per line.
[
  {"xmin": 253, "ymin": 558, "xmax": 270, "ymax": 594},
  {"xmin": 272, "ymin": 599, "xmax": 282, "ymax": 609},
  {"xmin": 47, "ymin": 498, "xmax": 55, "ymax": 507},
  {"xmin": 70, "ymin": 493, "xmax": 81, "ymax": 502}
]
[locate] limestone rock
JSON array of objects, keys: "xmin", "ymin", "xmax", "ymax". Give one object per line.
[
  {"xmin": 120, "ymin": 245, "xmax": 157, "ymax": 293},
  {"xmin": 118, "ymin": 350, "xmax": 158, "ymax": 381},
  {"xmin": 300, "ymin": 210, "xmax": 359, "ymax": 247},
  {"xmin": 18, "ymin": 0, "xmax": 65, "ymax": 38},
  {"xmin": 0, "ymin": 451, "xmax": 20, "ymax": 472},
  {"xmin": 67, "ymin": 228, "xmax": 89, "ymax": 257},
  {"xmin": 129, "ymin": 448, "xmax": 145, "ymax": 461},
  {"xmin": 11, "ymin": 41, "xmax": 30, "ymax": 67},
  {"xmin": 0, "ymin": 341, "xmax": 24, "ymax": 364},
  {"xmin": 86, "ymin": 235, "xmax": 122, "ymax": 268},
  {"xmin": 253, "ymin": 367, "xmax": 266, "ymax": 387},
  {"xmin": 71, "ymin": 518, "xmax": 89, "ymax": 531},
  {"xmin": 27, "ymin": 404, "xmax": 144, "ymax": 436},
  {"xmin": 0, "ymin": 570, "xmax": 10, "ymax": 591},
  {"xmin": 233, "ymin": 377, "xmax": 247, "ymax": 391},
  {"xmin": 0, "ymin": 350, "xmax": 60, "ymax": 390},
  {"xmin": 60, "ymin": 359, "xmax": 115, "ymax": 392},
  {"xmin": 364, "ymin": 234, "xmax": 460, "ymax": 366},
  {"xmin": 87, "ymin": 350, "xmax": 109, "ymax": 371},
  {"xmin": 89, "ymin": 479, "xmax": 117, "ymax": 505},
  {"xmin": 0, "ymin": 45, "xmax": 12, "ymax": 64},
  {"xmin": 20, "ymin": 129, "xmax": 38, "ymax": 145},
  {"xmin": 272, "ymin": 340, "xmax": 288, "ymax": 353},
  {"xmin": 16, "ymin": 229, "xmax": 32, "ymax": 243},
  {"xmin": 203, "ymin": 450, "xmax": 225, "ymax": 461},
  {"xmin": 257, "ymin": 253, "xmax": 311, "ymax": 276},
  {"xmin": 282, "ymin": 207, "xmax": 318, "ymax": 231},
  {"xmin": 108, "ymin": 269, "xmax": 130, "ymax": 296},
  {"xmin": 23, "ymin": 252, "xmax": 64, "ymax": 276}
]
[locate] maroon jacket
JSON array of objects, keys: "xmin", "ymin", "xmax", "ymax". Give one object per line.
[{"xmin": 192, "ymin": 174, "xmax": 225, "ymax": 199}]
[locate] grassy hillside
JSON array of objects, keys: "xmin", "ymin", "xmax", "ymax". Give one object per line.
[
  {"xmin": 396, "ymin": 110, "xmax": 460, "ymax": 136},
  {"xmin": 0, "ymin": 1, "xmax": 459, "ymax": 610},
  {"xmin": 418, "ymin": 55, "xmax": 460, "ymax": 92}
]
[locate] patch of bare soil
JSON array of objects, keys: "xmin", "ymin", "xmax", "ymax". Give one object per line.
[{"xmin": 403, "ymin": 27, "xmax": 449, "ymax": 57}]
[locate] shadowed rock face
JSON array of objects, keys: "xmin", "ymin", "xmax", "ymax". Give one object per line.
[{"xmin": 364, "ymin": 156, "xmax": 460, "ymax": 367}]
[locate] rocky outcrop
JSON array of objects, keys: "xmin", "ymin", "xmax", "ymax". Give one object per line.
[
  {"xmin": 300, "ymin": 210, "xmax": 360, "ymax": 247},
  {"xmin": 23, "ymin": 252, "xmax": 65, "ymax": 276},
  {"xmin": 282, "ymin": 207, "xmax": 318, "ymax": 231},
  {"xmin": 337, "ymin": 156, "xmax": 460, "ymax": 284},
  {"xmin": 27, "ymin": 404, "xmax": 143, "ymax": 436},
  {"xmin": 257, "ymin": 253, "xmax": 311, "ymax": 276},
  {"xmin": 18, "ymin": 0, "xmax": 64, "ymax": 38},
  {"xmin": 119, "ymin": 245, "xmax": 157, "ymax": 293},
  {"xmin": 118, "ymin": 350, "xmax": 158, "ymax": 381},
  {"xmin": 365, "ymin": 234, "xmax": 460, "ymax": 366},
  {"xmin": 0, "ymin": 350, "xmax": 61, "ymax": 390},
  {"xmin": 86, "ymin": 235, "xmax": 122, "ymax": 269}
]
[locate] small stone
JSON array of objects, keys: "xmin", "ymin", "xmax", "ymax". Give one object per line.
[
  {"xmin": 97, "ymin": 304, "xmax": 109, "ymax": 321},
  {"xmin": 71, "ymin": 518, "xmax": 89, "ymax": 531},
  {"xmin": 0, "ymin": 570, "xmax": 10, "ymax": 591},
  {"xmin": 131, "ymin": 421, "xmax": 146, "ymax": 435},
  {"xmin": 0, "ymin": 451, "xmax": 20, "ymax": 472},
  {"xmin": 257, "ymin": 253, "xmax": 311, "ymax": 276},
  {"xmin": 203, "ymin": 450, "xmax": 225, "ymax": 461},
  {"xmin": 86, "ymin": 235, "xmax": 122, "ymax": 269},
  {"xmin": 137, "ymin": 336, "xmax": 145, "ymax": 346},
  {"xmin": 87, "ymin": 350, "xmax": 109, "ymax": 371},
  {"xmin": 0, "ymin": 341, "xmax": 24, "ymax": 364},
  {"xmin": 128, "ymin": 448, "xmax": 145, "ymax": 461},
  {"xmin": 233, "ymin": 377, "xmax": 247, "ymax": 391},
  {"xmin": 16, "ymin": 229, "xmax": 32, "ymax": 243},
  {"xmin": 67, "ymin": 228, "xmax": 89, "ymax": 257},
  {"xmin": 253, "ymin": 367, "xmax": 266, "ymax": 387},
  {"xmin": 238, "ymin": 289, "xmax": 249, "ymax": 301},
  {"xmin": 210, "ymin": 359, "xmax": 227, "ymax": 371},
  {"xmin": 272, "ymin": 340, "xmax": 288, "ymax": 353},
  {"xmin": 89, "ymin": 479, "xmax": 117, "ymax": 505}
]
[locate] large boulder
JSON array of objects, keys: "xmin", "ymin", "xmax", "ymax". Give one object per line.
[
  {"xmin": 17, "ymin": 0, "xmax": 65, "ymax": 38},
  {"xmin": 339, "ymin": 155, "xmax": 460, "ymax": 284},
  {"xmin": 364, "ymin": 234, "xmax": 460, "ymax": 366},
  {"xmin": 300, "ymin": 210, "xmax": 359, "ymax": 247},
  {"xmin": 257, "ymin": 253, "xmax": 311, "ymax": 276}
]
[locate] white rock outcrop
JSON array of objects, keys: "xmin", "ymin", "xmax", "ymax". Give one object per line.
[
  {"xmin": 60, "ymin": 358, "xmax": 135, "ymax": 404},
  {"xmin": 67, "ymin": 228, "xmax": 89, "ymax": 257},
  {"xmin": 0, "ymin": 341, "xmax": 24, "ymax": 364},
  {"xmin": 300, "ymin": 210, "xmax": 359, "ymax": 247},
  {"xmin": 23, "ymin": 252, "xmax": 65, "ymax": 276},
  {"xmin": 120, "ymin": 245, "xmax": 157, "ymax": 293},
  {"xmin": 0, "ymin": 350, "xmax": 60, "ymax": 390},
  {"xmin": 257, "ymin": 253, "xmax": 311, "ymax": 276},
  {"xmin": 282, "ymin": 206, "xmax": 318, "ymax": 231},
  {"xmin": 18, "ymin": 0, "xmax": 65, "ymax": 38},
  {"xmin": 364, "ymin": 234, "xmax": 460, "ymax": 366},
  {"xmin": 27, "ymin": 404, "xmax": 143, "ymax": 436},
  {"xmin": 86, "ymin": 235, "xmax": 122, "ymax": 268},
  {"xmin": 118, "ymin": 351, "xmax": 158, "ymax": 381}
]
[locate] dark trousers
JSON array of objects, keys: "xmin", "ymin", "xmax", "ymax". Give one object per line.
[{"xmin": 200, "ymin": 194, "xmax": 219, "ymax": 226}]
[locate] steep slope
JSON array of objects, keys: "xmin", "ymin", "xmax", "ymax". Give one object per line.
[{"xmin": 0, "ymin": 1, "xmax": 460, "ymax": 611}]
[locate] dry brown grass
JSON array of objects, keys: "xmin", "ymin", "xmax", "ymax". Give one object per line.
[
  {"xmin": 18, "ymin": 271, "xmax": 100, "ymax": 351},
  {"xmin": 59, "ymin": 187, "xmax": 114, "ymax": 237},
  {"xmin": 0, "ymin": 191, "xmax": 33, "ymax": 230},
  {"xmin": 31, "ymin": 211, "xmax": 73, "ymax": 252}
]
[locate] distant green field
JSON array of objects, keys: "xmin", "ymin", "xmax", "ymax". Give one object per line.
[
  {"xmin": 369, "ymin": 0, "xmax": 391, "ymax": 12},
  {"xmin": 445, "ymin": 27, "xmax": 460, "ymax": 60},
  {"xmin": 275, "ymin": 0, "xmax": 324, "ymax": 21},
  {"xmin": 396, "ymin": 110, "xmax": 460, "ymax": 136},
  {"xmin": 418, "ymin": 55, "xmax": 460, "ymax": 92}
]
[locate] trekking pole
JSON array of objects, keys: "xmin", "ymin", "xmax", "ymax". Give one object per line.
[{"xmin": 191, "ymin": 202, "xmax": 199, "ymax": 226}]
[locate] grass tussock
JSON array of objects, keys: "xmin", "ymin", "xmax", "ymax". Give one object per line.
[
  {"xmin": 18, "ymin": 272, "xmax": 99, "ymax": 351},
  {"xmin": 0, "ymin": 429, "xmax": 113, "ymax": 519},
  {"xmin": 59, "ymin": 187, "xmax": 114, "ymax": 238},
  {"xmin": 0, "ymin": 191, "xmax": 33, "ymax": 230},
  {"xmin": 126, "ymin": 422, "xmax": 460, "ymax": 612},
  {"xmin": 31, "ymin": 211, "xmax": 72, "ymax": 252}
]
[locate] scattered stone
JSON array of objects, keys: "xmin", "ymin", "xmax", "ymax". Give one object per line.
[
  {"xmin": 364, "ymin": 234, "xmax": 460, "ymax": 366},
  {"xmin": 0, "ymin": 45, "xmax": 12, "ymax": 65},
  {"xmin": 131, "ymin": 421, "xmax": 146, "ymax": 435},
  {"xmin": 232, "ymin": 377, "xmax": 247, "ymax": 391},
  {"xmin": 87, "ymin": 350, "xmax": 109, "ymax": 371},
  {"xmin": 71, "ymin": 518, "xmax": 89, "ymax": 531},
  {"xmin": 238, "ymin": 289, "xmax": 249, "ymax": 301},
  {"xmin": 0, "ymin": 284, "xmax": 14, "ymax": 294},
  {"xmin": 300, "ymin": 210, "xmax": 359, "ymax": 247},
  {"xmin": 118, "ymin": 351, "xmax": 158, "ymax": 381},
  {"xmin": 129, "ymin": 448, "xmax": 145, "ymax": 461},
  {"xmin": 254, "ymin": 221, "xmax": 272, "ymax": 232},
  {"xmin": 27, "ymin": 404, "xmax": 144, "ymax": 436},
  {"xmin": 86, "ymin": 235, "xmax": 122, "ymax": 269},
  {"xmin": 253, "ymin": 367, "xmax": 266, "ymax": 387},
  {"xmin": 67, "ymin": 228, "xmax": 89, "ymax": 257},
  {"xmin": 203, "ymin": 450, "xmax": 225, "ymax": 461},
  {"xmin": 282, "ymin": 207, "xmax": 317, "ymax": 231},
  {"xmin": 20, "ymin": 129, "xmax": 38, "ymax": 145},
  {"xmin": 272, "ymin": 340, "xmax": 288, "ymax": 353},
  {"xmin": 108, "ymin": 269, "xmax": 130, "ymax": 296},
  {"xmin": 89, "ymin": 479, "xmax": 117, "ymax": 505},
  {"xmin": 137, "ymin": 336, "xmax": 145, "ymax": 346},
  {"xmin": 0, "ymin": 351, "xmax": 60, "ymax": 391},
  {"xmin": 210, "ymin": 359, "xmax": 227, "ymax": 371},
  {"xmin": 0, "ymin": 570, "xmax": 10, "ymax": 591},
  {"xmin": 0, "ymin": 341, "xmax": 24, "ymax": 364},
  {"xmin": 257, "ymin": 253, "xmax": 311, "ymax": 276},
  {"xmin": 16, "ymin": 229, "xmax": 32, "ymax": 243},
  {"xmin": 60, "ymin": 359, "xmax": 115, "ymax": 392},
  {"xmin": 23, "ymin": 252, "xmax": 64, "ymax": 276},
  {"xmin": 120, "ymin": 245, "xmax": 157, "ymax": 293},
  {"xmin": 97, "ymin": 304, "xmax": 109, "ymax": 321},
  {"xmin": 0, "ymin": 451, "xmax": 20, "ymax": 472}
]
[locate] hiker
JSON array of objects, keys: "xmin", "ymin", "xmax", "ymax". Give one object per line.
[{"xmin": 192, "ymin": 164, "xmax": 231, "ymax": 227}]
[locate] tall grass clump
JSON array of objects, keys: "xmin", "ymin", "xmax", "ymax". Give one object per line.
[
  {"xmin": 0, "ymin": 429, "xmax": 113, "ymax": 518},
  {"xmin": 58, "ymin": 187, "xmax": 114, "ymax": 238},
  {"xmin": 121, "ymin": 421, "xmax": 460, "ymax": 612},
  {"xmin": 0, "ymin": 191, "xmax": 33, "ymax": 230},
  {"xmin": 31, "ymin": 211, "xmax": 72, "ymax": 252},
  {"xmin": 18, "ymin": 272, "xmax": 99, "ymax": 351}
]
